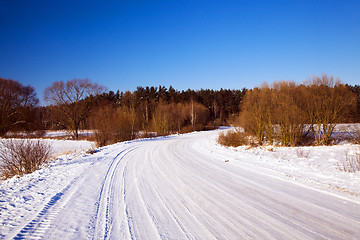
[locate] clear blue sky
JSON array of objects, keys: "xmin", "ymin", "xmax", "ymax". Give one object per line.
[{"xmin": 1, "ymin": 0, "xmax": 359, "ymax": 103}]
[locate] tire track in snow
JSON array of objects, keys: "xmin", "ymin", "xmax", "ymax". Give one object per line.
[
  {"xmin": 151, "ymin": 186, "xmax": 193, "ymax": 240},
  {"xmin": 91, "ymin": 145, "xmax": 138, "ymax": 240},
  {"xmin": 150, "ymin": 141, "xmax": 256, "ymax": 239},
  {"xmin": 184, "ymin": 139, "xmax": 345, "ymax": 238},
  {"xmin": 149, "ymin": 145, "xmax": 211, "ymax": 239},
  {"xmin": 190, "ymin": 136, "xmax": 360, "ymax": 236},
  {"xmin": 125, "ymin": 160, "xmax": 165, "ymax": 240},
  {"xmin": 121, "ymin": 166, "xmax": 134, "ymax": 239},
  {"xmin": 145, "ymin": 133, "xmax": 360, "ymax": 239},
  {"xmin": 10, "ymin": 171, "xmax": 88, "ymax": 240}
]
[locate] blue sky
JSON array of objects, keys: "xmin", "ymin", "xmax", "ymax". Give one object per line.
[{"xmin": 1, "ymin": 0, "xmax": 359, "ymax": 103}]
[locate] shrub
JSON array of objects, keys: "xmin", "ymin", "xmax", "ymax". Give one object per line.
[
  {"xmin": 239, "ymin": 82, "xmax": 306, "ymax": 146},
  {"xmin": 237, "ymin": 77, "xmax": 355, "ymax": 146},
  {"xmin": 0, "ymin": 139, "xmax": 52, "ymax": 179},
  {"xmin": 218, "ymin": 129, "xmax": 248, "ymax": 147},
  {"xmin": 296, "ymin": 148, "xmax": 311, "ymax": 158},
  {"xmin": 239, "ymin": 87, "xmax": 268, "ymax": 145},
  {"xmin": 90, "ymin": 106, "xmax": 136, "ymax": 147},
  {"xmin": 297, "ymin": 132, "xmax": 315, "ymax": 146},
  {"xmin": 347, "ymin": 125, "xmax": 360, "ymax": 144},
  {"xmin": 303, "ymin": 75, "xmax": 355, "ymax": 145},
  {"xmin": 338, "ymin": 151, "xmax": 360, "ymax": 173}
]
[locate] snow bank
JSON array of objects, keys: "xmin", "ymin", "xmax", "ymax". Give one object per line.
[
  {"xmin": 203, "ymin": 129, "xmax": 360, "ymax": 197},
  {"xmin": 0, "ymin": 138, "xmax": 95, "ymax": 159}
]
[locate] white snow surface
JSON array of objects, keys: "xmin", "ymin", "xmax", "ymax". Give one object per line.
[
  {"xmin": 1, "ymin": 130, "xmax": 360, "ymax": 239},
  {"xmin": 43, "ymin": 130, "xmax": 94, "ymax": 138},
  {"xmin": 0, "ymin": 138, "xmax": 95, "ymax": 159}
]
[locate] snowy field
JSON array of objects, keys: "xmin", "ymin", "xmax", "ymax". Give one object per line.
[
  {"xmin": 43, "ymin": 130, "xmax": 94, "ymax": 139},
  {"xmin": 5, "ymin": 130, "xmax": 95, "ymax": 139},
  {"xmin": 0, "ymin": 130, "xmax": 360, "ymax": 239},
  {"xmin": 0, "ymin": 138, "xmax": 95, "ymax": 159}
]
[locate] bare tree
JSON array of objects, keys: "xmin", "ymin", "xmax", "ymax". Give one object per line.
[
  {"xmin": 44, "ymin": 78, "xmax": 105, "ymax": 139},
  {"xmin": 90, "ymin": 106, "xmax": 115, "ymax": 147},
  {"xmin": 240, "ymin": 87, "xmax": 271, "ymax": 145},
  {"xmin": 272, "ymin": 81, "xmax": 306, "ymax": 146},
  {"xmin": 236, "ymin": 76, "xmax": 355, "ymax": 147},
  {"xmin": 0, "ymin": 78, "xmax": 39, "ymax": 136},
  {"xmin": 90, "ymin": 106, "xmax": 137, "ymax": 147},
  {"xmin": 303, "ymin": 75, "xmax": 355, "ymax": 145}
]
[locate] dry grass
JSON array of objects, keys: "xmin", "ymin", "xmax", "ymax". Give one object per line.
[
  {"xmin": 349, "ymin": 126, "xmax": 360, "ymax": 144},
  {"xmin": 296, "ymin": 148, "xmax": 311, "ymax": 158},
  {"xmin": 338, "ymin": 151, "xmax": 360, "ymax": 174},
  {"xmin": 4, "ymin": 130, "xmax": 46, "ymax": 139},
  {"xmin": 218, "ymin": 130, "xmax": 249, "ymax": 147}
]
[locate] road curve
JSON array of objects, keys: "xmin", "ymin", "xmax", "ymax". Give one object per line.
[{"xmin": 8, "ymin": 131, "xmax": 360, "ymax": 239}]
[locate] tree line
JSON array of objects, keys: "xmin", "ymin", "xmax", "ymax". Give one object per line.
[
  {"xmin": 1, "ymin": 75, "xmax": 359, "ymax": 146},
  {"xmin": 0, "ymin": 77, "xmax": 247, "ymax": 146}
]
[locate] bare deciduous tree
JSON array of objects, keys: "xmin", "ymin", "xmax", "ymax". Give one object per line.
[
  {"xmin": 303, "ymin": 75, "xmax": 355, "ymax": 145},
  {"xmin": 90, "ymin": 106, "xmax": 137, "ymax": 147},
  {"xmin": 151, "ymin": 102, "xmax": 209, "ymax": 135},
  {"xmin": 240, "ymin": 87, "xmax": 271, "ymax": 145},
  {"xmin": 272, "ymin": 81, "xmax": 306, "ymax": 146},
  {"xmin": 235, "ymin": 75, "xmax": 355, "ymax": 147},
  {"xmin": 44, "ymin": 78, "xmax": 105, "ymax": 139},
  {"xmin": 0, "ymin": 78, "xmax": 39, "ymax": 135}
]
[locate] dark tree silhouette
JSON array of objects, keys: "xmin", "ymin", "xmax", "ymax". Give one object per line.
[{"xmin": 0, "ymin": 77, "xmax": 39, "ymax": 135}]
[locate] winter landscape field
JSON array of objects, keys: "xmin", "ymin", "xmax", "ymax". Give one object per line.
[
  {"xmin": 2, "ymin": 1, "xmax": 360, "ymax": 239},
  {"xmin": 1, "ymin": 128, "xmax": 359, "ymax": 239}
]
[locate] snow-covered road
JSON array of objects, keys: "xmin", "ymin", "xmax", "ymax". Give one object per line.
[{"xmin": 1, "ymin": 131, "xmax": 360, "ymax": 239}]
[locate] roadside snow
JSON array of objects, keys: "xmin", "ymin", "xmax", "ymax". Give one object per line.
[
  {"xmin": 205, "ymin": 129, "xmax": 360, "ymax": 198},
  {"xmin": 0, "ymin": 139, "xmax": 95, "ymax": 238},
  {"xmin": 48, "ymin": 139, "xmax": 95, "ymax": 157},
  {"xmin": 0, "ymin": 138, "xmax": 95, "ymax": 159}
]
